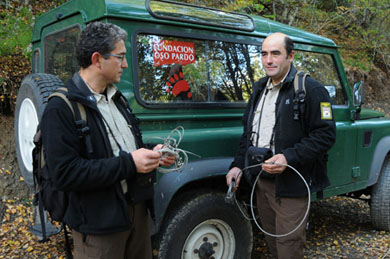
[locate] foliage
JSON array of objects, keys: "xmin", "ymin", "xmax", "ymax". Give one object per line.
[
  {"xmin": 0, "ymin": 0, "xmax": 67, "ymax": 58},
  {"xmin": 0, "ymin": 0, "xmax": 67, "ymax": 114},
  {"xmin": 0, "ymin": 54, "xmax": 30, "ymax": 114},
  {"xmin": 178, "ymin": 0, "xmax": 390, "ymax": 74},
  {"xmin": 1, "ymin": 195, "xmax": 389, "ymax": 258},
  {"xmin": 0, "ymin": 6, "xmax": 34, "ymax": 59},
  {"xmin": 295, "ymin": 0, "xmax": 390, "ymax": 73},
  {"xmin": 0, "ymin": 2, "xmax": 34, "ymax": 114},
  {"xmin": 0, "ymin": 198, "xmax": 67, "ymax": 258}
]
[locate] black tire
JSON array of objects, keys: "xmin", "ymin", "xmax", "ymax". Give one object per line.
[
  {"xmin": 371, "ymin": 156, "xmax": 390, "ymax": 231},
  {"xmin": 14, "ymin": 73, "xmax": 63, "ymax": 189},
  {"xmin": 154, "ymin": 192, "xmax": 253, "ymax": 259}
]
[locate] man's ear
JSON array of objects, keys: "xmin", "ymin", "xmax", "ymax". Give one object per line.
[
  {"xmin": 91, "ymin": 52, "xmax": 102, "ymax": 68},
  {"xmin": 288, "ymin": 50, "xmax": 295, "ymax": 61}
]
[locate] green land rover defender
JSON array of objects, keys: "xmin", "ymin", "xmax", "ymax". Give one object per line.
[{"xmin": 14, "ymin": 0, "xmax": 390, "ymax": 258}]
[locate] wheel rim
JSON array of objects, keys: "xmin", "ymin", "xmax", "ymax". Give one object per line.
[
  {"xmin": 182, "ymin": 219, "xmax": 235, "ymax": 259},
  {"xmin": 18, "ymin": 98, "xmax": 39, "ymax": 173}
]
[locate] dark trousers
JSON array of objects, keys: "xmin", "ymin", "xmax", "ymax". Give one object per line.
[
  {"xmin": 72, "ymin": 202, "xmax": 152, "ymax": 259},
  {"xmin": 256, "ymin": 178, "xmax": 308, "ymax": 259}
]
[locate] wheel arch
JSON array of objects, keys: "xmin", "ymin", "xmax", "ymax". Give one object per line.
[
  {"xmin": 367, "ymin": 136, "xmax": 390, "ymax": 187},
  {"xmin": 151, "ymin": 157, "xmax": 233, "ymax": 235}
]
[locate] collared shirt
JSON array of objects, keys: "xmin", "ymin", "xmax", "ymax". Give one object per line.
[
  {"xmin": 252, "ymin": 70, "xmax": 290, "ymax": 151},
  {"xmin": 86, "ymin": 83, "xmax": 137, "ymax": 193}
]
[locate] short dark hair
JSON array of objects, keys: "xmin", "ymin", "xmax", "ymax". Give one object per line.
[
  {"xmin": 76, "ymin": 22, "xmax": 127, "ymax": 68},
  {"xmin": 284, "ymin": 35, "xmax": 294, "ymax": 56}
]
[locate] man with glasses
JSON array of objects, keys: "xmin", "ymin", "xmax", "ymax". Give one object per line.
[
  {"xmin": 226, "ymin": 32, "xmax": 336, "ymax": 258},
  {"xmin": 41, "ymin": 22, "xmax": 174, "ymax": 258}
]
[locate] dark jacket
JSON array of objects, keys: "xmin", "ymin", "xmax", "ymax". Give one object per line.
[
  {"xmin": 230, "ymin": 65, "xmax": 336, "ymax": 197},
  {"xmin": 41, "ymin": 72, "xmax": 153, "ymax": 234}
]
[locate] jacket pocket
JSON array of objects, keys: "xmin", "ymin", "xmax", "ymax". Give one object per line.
[{"xmin": 77, "ymin": 187, "xmax": 131, "ymax": 233}]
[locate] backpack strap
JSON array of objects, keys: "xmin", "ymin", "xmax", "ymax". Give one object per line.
[
  {"xmin": 32, "ymin": 127, "xmax": 49, "ymax": 241},
  {"xmin": 49, "ymin": 87, "xmax": 87, "ymax": 121},
  {"xmin": 70, "ymin": 101, "xmax": 93, "ymax": 154},
  {"xmin": 37, "ymin": 191, "xmax": 48, "ymax": 242},
  {"xmin": 49, "ymin": 87, "xmax": 75, "ymax": 116},
  {"xmin": 63, "ymin": 222, "xmax": 73, "ymax": 259},
  {"xmin": 49, "ymin": 87, "xmax": 93, "ymax": 154},
  {"xmin": 292, "ymin": 71, "xmax": 309, "ymax": 121},
  {"xmin": 292, "ymin": 72, "xmax": 326, "ymax": 200}
]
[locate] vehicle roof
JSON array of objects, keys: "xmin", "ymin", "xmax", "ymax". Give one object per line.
[{"xmin": 33, "ymin": 0, "xmax": 336, "ymax": 48}]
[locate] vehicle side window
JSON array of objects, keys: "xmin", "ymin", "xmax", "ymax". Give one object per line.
[
  {"xmin": 135, "ymin": 34, "xmax": 345, "ymax": 106},
  {"xmin": 44, "ymin": 25, "xmax": 81, "ymax": 83},
  {"xmin": 136, "ymin": 34, "xmax": 264, "ymax": 105},
  {"xmin": 294, "ymin": 51, "xmax": 346, "ymax": 105}
]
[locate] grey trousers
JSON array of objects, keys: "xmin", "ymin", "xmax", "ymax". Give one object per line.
[
  {"xmin": 72, "ymin": 202, "xmax": 152, "ymax": 259},
  {"xmin": 256, "ymin": 178, "xmax": 308, "ymax": 259}
]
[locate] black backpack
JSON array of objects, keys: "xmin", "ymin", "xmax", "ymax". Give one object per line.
[{"xmin": 32, "ymin": 87, "xmax": 89, "ymax": 259}]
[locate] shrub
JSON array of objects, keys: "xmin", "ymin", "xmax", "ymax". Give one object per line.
[{"xmin": 0, "ymin": 6, "xmax": 34, "ymax": 59}]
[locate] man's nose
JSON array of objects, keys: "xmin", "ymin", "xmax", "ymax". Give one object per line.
[
  {"xmin": 122, "ymin": 57, "xmax": 128, "ymax": 68},
  {"xmin": 265, "ymin": 54, "xmax": 273, "ymax": 64}
]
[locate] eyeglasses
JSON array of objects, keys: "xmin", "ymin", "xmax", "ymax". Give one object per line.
[{"xmin": 105, "ymin": 53, "xmax": 126, "ymax": 61}]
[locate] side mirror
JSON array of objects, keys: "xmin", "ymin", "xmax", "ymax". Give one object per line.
[{"xmin": 353, "ymin": 81, "xmax": 364, "ymax": 107}]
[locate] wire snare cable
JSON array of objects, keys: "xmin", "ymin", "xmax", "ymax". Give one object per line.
[
  {"xmin": 227, "ymin": 162, "xmax": 311, "ymax": 238},
  {"xmin": 155, "ymin": 127, "xmax": 310, "ymax": 236},
  {"xmin": 154, "ymin": 126, "xmax": 200, "ymax": 174}
]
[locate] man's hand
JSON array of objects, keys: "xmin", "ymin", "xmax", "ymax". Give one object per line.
[
  {"xmin": 226, "ymin": 167, "xmax": 242, "ymax": 191},
  {"xmin": 131, "ymin": 148, "xmax": 161, "ymax": 173},
  {"xmin": 153, "ymin": 144, "xmax": 176, "ymax": 167},
  {"xmin": 262, "ymin": 153, "xmax": 287, "ymax": 174}
]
